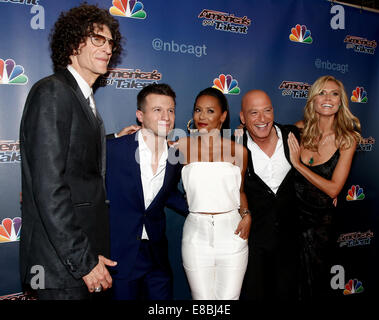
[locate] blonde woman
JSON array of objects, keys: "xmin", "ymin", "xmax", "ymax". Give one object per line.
[{"xmin": 287, "ymin": 75, "xmax": 361, "ymax": 298}]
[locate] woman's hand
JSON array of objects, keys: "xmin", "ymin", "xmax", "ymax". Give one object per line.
[
  {"xmin": 287, "ymin": 132, "xmax": 302, "ymax": 169},
  {"xmin": 235, "ymin": 213, "xmax": 252, "ymax": 240}
]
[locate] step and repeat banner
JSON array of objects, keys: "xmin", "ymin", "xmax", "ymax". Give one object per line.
[{"xmin": 0, "ymin": 0, "xmax": 378, "ymax": 299}]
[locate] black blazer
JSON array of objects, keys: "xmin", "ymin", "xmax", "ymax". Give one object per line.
[
  {"xmin": 242, "ymin": 123, "xmax": 300, "ymax": 250},
  {"xmin": 19, "ymin": 69, "xmax": 109, "ymax": 289}
]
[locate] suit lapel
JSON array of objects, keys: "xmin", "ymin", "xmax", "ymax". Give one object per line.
[
  {"xmin": 58, "ymin": 69, "xmax": 100, "ymax": 131},
  {"xmin": 277, "ymin": 123, "xmax": 291, "ymax": 164},
  {"xmin": 97, "ymin": 112, "xmax": 106, "ymax": 180},
  {"xmin": 145, "ymin": 144, "xmax": 177, "ymax": 211},
  {"xmin": 274, "ymin": 123, "xmax": 294, "ymax": 195},
  {"xmin": 243, "ymin": 128, "xmax": 267, "ymax": 188},
  {"xmin": 243, "ymin": 126, "xmax": 290, "ymax": 194},
  {"xmin": 57, "ymin": 69, "xmax": 104, "ymax": 175},
  {"xmin": 73, "ymin": 82, "xmax": 100, "ymax": 132},
  {"xmin": 128, "ymin": 133, "xmax": 145, "ymax": 209}
]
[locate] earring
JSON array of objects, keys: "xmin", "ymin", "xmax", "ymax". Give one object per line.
[{"xmin": 187, "ymin": 118, "xmax": 198, "ymax": 133}]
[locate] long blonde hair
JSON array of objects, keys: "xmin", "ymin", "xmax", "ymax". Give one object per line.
[{"xmin": 302, "ymin": 75, "xmax": 361, "ymax": 151}]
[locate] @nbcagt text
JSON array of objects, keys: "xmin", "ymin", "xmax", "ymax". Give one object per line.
[
  {"xmin": 152, "ymin": 37, "xmax": 207, "ymax": 58},
  {"xmin": 147, "ymin": 303, "xmax": 231, "ymax": 318}
]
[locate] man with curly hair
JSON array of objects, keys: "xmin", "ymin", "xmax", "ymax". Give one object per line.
[{"xmin": 19, "ymin": 3, "xmax": 123, "ymax": 300}]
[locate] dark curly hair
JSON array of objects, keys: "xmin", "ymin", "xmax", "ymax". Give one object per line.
[{"xmin": 49, "ymin": 2, "xmax": 123, "ymax": 72}]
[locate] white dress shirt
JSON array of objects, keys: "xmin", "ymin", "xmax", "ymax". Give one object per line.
[
  {"xmin": 246, "ymin": 125, "xmax": 291, "ymax": 194},
  {"xmin": 138, "ymin": 130, "xmax": 168, "ymax": 239},
  {"xmin": 67, "ymin": 65, "xmax": 96, "ymax": 115}
]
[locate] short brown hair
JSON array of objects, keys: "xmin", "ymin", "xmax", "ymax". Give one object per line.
[{"xmin": 137, "ymin": 83, "xmax": 176, "ymax": 112}]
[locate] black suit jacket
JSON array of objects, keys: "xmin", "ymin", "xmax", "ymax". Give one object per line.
[
  {"xmin": 243, "ymin": 123, "xmax": 300, "ymax": 250},
  {"xmin": 19, "ymin": 68, "xmax": 109, "ymax": 289}
]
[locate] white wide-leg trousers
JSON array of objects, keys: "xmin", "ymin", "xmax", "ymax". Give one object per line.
[{"xmin": 181, "ymin": 210, "xmax": 249, "ymax": 300}]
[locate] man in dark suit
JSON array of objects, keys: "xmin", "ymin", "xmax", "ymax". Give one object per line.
[
  {"xmin": 106, "ymin": 83, "xmax": 188, "ymax": 300},
  {"xmin": 238, "ymin": 90, "xmax": 300, "ymax": 300},
  {"xmin": 19, "ymin": 4, "xmax": 123, "ymax": 300}
]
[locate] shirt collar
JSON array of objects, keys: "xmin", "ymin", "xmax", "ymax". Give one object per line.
[
  {"xmin": 246, "ymin": 125, "xmax": 283, "ymax": 149},
  {"xmin": 67, "ymin": 65, "xmax": 92, "ymax": 100},
  {"xmin": 138, "ymin": 130, "xmax": 168, "ymax": 163},
  {"xmin": 247, "ymin": 124, "xmax": 282, "ymax": 148}
]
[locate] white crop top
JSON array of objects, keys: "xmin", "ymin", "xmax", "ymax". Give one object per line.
[{"xmin": 181, "ymin": 162, "xmax": 241, "ymax": 213}]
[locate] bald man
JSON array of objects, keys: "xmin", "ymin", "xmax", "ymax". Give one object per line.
[{"xmin": 238, "ymin": 90, "xmax": 300, "ymax": 300}]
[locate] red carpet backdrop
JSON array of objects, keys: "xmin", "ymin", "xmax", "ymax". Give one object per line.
[{"xmin": 0, "ymin": 0, "xmax": 378, "ymax": 299}]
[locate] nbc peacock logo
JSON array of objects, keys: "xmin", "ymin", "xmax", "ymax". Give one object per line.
[
  {"xmin": 212, "ymin": 74, "xmax": 240, "ymax": 95},
  {"xmin": 351, "ymin": 87, "xmax": 368, "ymax": 103},
  {"xmin": 109, "ymin": 0, "xmax": 147, "ymax": 19},
  {"xmin": 343, "ymin": 279, "xmax": 364, "ymax": 295},
  {"xmin": 346, "ymin": 185, "xmax": 365, "ymax": 201},
  {"xmin": 289, "ymin": 24, "xmax": 313, "ymax": 44},
  {"xmin": 331, "ymin": 265, "xmax": 365, "ymax": 296},
  {"xmin": 0, "ymin": 217, "xmax": 21, "ymax": 243},
  {"xmin": 0, "ymin": 59, "xmax": 28, "ymax": 85}
]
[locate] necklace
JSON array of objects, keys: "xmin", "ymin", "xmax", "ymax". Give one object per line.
[{"xmin": 307, "ymin": 133, "xmax": 334, "ymax": 166}]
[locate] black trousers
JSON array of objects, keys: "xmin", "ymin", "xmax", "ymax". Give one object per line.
[
  {"xmin": 37, "ymin": 286, "xmax": 91, "ymax": 300},
  {"xmin": 240, "ymin": 245, "xmax": 299, "ymax": 300}
]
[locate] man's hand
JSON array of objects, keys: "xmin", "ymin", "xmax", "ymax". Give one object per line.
[
  {"xmin": 233, "ymin": 124, "xmax": 245, "ymax": 138},
  {"xmin": 82, "ymin": 255, "xmax": 117, "ymax": 293},
  {"xmin": 116, "ymin": 125, "xmax": 141, "ymax": 138}
]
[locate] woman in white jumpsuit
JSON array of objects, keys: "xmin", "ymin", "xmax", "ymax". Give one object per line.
[{"xmin": 176, "ymin": 87, "xmax": 251, "ymax": 300}]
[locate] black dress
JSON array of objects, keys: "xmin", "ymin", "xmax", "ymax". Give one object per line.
[{"xmin": 294, "ymin": 149, "xmax": 340, "ymax": 299}]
